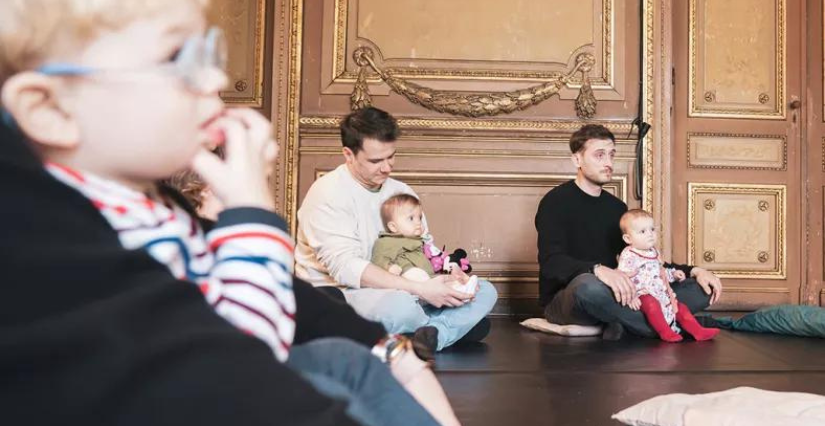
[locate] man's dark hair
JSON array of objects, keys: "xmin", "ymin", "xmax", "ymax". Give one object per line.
[
  {"xmin": 340, "ymin": 107, "xmax": 400, "ymax": 154},
  {"xmin": 569, "ymin": 124, "xmax": 615, "ymax": 154}
]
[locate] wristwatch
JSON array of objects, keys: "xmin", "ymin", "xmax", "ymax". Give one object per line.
[{"xmin": 371, "ymin": 334, "xmax": 413, "ymax": 365}]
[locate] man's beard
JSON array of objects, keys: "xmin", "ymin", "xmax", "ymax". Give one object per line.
[{"xmin": 583, "ymin": 170, "xmax": 611, "ymax": 186}]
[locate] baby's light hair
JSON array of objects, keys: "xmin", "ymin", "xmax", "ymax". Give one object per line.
[
  {"xmin": 380, "ymin": 193, "xmax": 421, "ymax": 229},
  {"xmin": 620, "ymin": 208, "xmax": 653, "ymax": 234},
  {"xmin": 0, "ymin": 0, "xmax": 210, "ymax": 84}
]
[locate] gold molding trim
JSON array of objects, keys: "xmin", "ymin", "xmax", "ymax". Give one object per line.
[
  {"xmin": 687, "ymin": 183, "xmax": 787, "ymax": 279},
  {"xmin": 285, "ymin": 0, "xmax": 304, "ymax": 233},
  {"xmin": 821, "ymin": 137, "xmax": 825, "ymax": 171},
  {"xmin": 331, "ymin": 0, "xmax": 615, "ymax": 86},
  {"xmin": 213, "ymin": 0, "xmax": 267, "ymax": 107},
  {"xmin": 688, "ymin": 0, "xmax": 786, "ymax": 119},
  {"xmin": 724, "ymin": 287, "xmax": 790, "ymax": 294},
  {"xmin": 687, "ymin": 133, "xmax": 788, "ymax": 171},
  {"xmin": 642, "ymin": 0, "xmax": 655, "ymax": 212},
  {"xmin": 299, "ymin": 116, "xmax": 634, "ymax": 134},
  {"xmin": 350, "ymin": 47, "xmax": 597, "ymax": 118},
  {"xmin": 298, "ymin": 146, "xmax": 638, "ymax": 161}
]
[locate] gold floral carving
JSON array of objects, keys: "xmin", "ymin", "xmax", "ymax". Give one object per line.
[
  {"xmin": 704, "ymin": 199, "xmax": 715, "ymax": 211},
  {"xmin": 704, "ymin": 91, "xmax": 715, "ymax": 103},
  {"xmin": 350, "ymin": 47, "xmax": 598, "ymax": 119},
  {"xmin": 350, "ymin": 62, "xmax": 372, "ymax": 110},
  {"xmin": 575, "ymin": 70, "xmax": 598, "ymax": 119},
  {"xmin": 703, "ymin": 250, "xmax": 716, "ymax": 263}
]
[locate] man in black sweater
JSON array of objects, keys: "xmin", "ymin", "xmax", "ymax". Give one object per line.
[{"xmin": 535, "ymin": 124, "xmax": 723, "ymax": 339}]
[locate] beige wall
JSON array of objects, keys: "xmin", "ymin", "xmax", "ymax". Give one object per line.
[{"xmin": 218, "ymin": 0, "xmax": 824, "ymax": 313}]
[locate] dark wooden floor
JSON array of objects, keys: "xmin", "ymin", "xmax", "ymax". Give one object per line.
[{"xmin": 434, "ymin": 318, "xmax": 825, "ymax": 426}]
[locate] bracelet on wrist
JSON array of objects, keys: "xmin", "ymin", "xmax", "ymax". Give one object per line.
[{"xmin": 371, "ymin": 334, "xmax": 413, "ymax": 365}]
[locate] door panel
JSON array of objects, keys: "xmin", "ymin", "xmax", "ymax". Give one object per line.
[{"xmin": 672, "ymin": 0, "xmax": 803, "ymax": 309}]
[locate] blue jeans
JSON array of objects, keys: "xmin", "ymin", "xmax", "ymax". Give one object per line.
[
  {"xmin": 286, "ymin": 338, "xmax": 438, "ymax": 426},
  {"xmin": 344, "ymin": 280, "xmax": 498, "ymax": 350}
]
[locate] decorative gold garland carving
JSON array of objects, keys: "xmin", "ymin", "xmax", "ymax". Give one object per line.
[
  {"xmin": 285, "ymin": 0, "xmax": 658, "ymax": 232},
  {"xmin": 349, "ymin": 47, "xmax": 598, "ymax": 119}
]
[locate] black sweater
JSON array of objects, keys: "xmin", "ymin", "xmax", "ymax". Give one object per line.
[
  {"xmin": 0, "ymin": 122, "xmax": 381, "ymax": 425},
  {"xmin": 535, "ymin": 180, "xmax": 691, "ymax": 306}
]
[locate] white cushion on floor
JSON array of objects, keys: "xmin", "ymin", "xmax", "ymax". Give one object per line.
[
  {"xmin": 519, "ymin": 318, "xmax": 602, "ymax": 336},
  {"xmin": 612, "ymin": 387, "xmax": 825, "ymax": 426}
]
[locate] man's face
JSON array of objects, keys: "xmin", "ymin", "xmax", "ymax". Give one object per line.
[
  {"xmin": 572, "ymin": 138, "xmax": 615, "ymax": 186},
  {"xmin": 344, "ymin": 137, "xmax": 396, "ymax": 189}
]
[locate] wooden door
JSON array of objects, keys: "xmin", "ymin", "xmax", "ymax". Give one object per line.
[{"xmin": 671, "ymin": 0, "xmax": 803, "ymax": 309}]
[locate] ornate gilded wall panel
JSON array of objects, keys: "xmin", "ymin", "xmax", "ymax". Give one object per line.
[
  {"xmin": 321, "ymin": 0, "xmax": 625, "ymax": 100},
  {"xmin": 688, "ymin": 184, "xmax": 786, "ymax": 279},
  {"xmin": 689, "ymin": 0, "xmax": 785, "ymax": 118},
  {"xmin": 208, "ymin": 0, "xmax": 267, "ymax": 106},
  {"xmin": 687, "ymin": 133, "xmax": 787, "ymax": 170}
]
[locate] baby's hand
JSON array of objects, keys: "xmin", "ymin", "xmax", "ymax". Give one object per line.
[
  {"xmin": 192, "ymin": 108, "xmax": 278, "ymax": 211},
  {"xmin": 674, "ymin": 270, "xmax": 687, "ymax": 282},
  {"xmin": 629, "ymin": 297, "xmax": 641, "ymax": 311},
  {"xmin": 388, "ymin": 264, "xmax": 402, "ymax": 275},
  {"xmin": 450, "ymin": 268, "xmax": 470, "ymax": 285}
]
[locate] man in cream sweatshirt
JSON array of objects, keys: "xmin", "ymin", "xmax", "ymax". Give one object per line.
[{"xmin": 295, "ymin": 107, "xmax": 497, "ymax": 352}]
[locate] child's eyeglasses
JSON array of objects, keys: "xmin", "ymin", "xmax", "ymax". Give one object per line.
[{"xmin": 37, "ymin": 26, "xmax": 227, "ymax": 94}]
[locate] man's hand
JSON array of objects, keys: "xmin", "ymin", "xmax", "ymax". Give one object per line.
[
  {"xmin": 691, "ymin": 267, "xmax": 723, "ymax": 305},
  {"xmin": 673, "ymin": 270, "xmax": 687, "ymax": 282},
  {"xmin": 415, "ymin": 275, "xmax": 473, "ymax": 308},
  {"xmin": 594, "ymin": 266, "xmax": 636, "ymax": 307},
  {"xmin": 192, "ymin": 108, "xmax": 278, "ymax": 211}
]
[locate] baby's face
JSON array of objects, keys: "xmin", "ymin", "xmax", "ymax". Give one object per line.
[
  {"xmin": 626, "ymin": 216, "xmax": 657, "ymax": 250},
  {"xmin": 389, "ymin": 203, "xmax": 423, "ymax": 237}
]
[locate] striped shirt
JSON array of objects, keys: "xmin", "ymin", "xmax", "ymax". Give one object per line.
[{"xmin": 47, "ymin": 163, "xmax": 296, "ymax": 361}]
